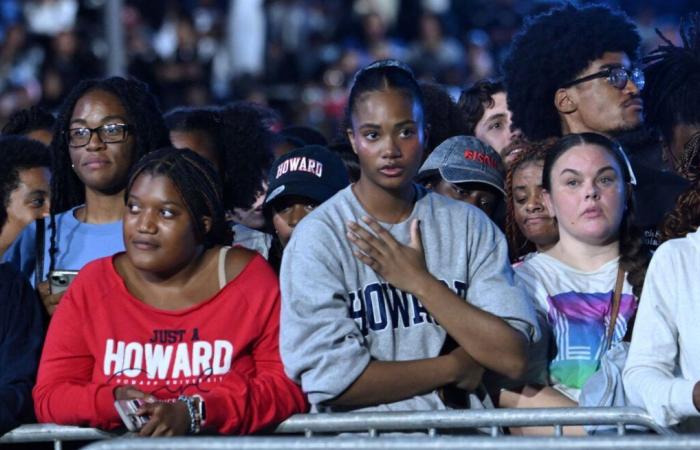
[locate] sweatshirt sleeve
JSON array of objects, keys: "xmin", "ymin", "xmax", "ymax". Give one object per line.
[
  {"xmin": 0, "ymin": 264, "xmax": 44, "ymax": 434},
  {"xmin": 202, "ymin": 258, "xmax": 307, "ymax": 434},
  {"xmin": 623, "ymin": 243, "xmax": 700, "ymax": 427},
  {"xmin": 279, "ymin": 218, "xmax": 372, "ymax": 406},
  {"xmin": 32, "ymin": 273, "xmax": 120, "ymax": 429},
  {"xmin": 464, "ymin": 210, "xmax": 539, "ymax": 343}
]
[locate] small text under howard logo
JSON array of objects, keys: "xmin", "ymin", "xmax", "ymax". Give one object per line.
[
  {"xmin": 276, "ymin": 157, "xmax": 324, "ymax": 179},
  {"xmin": 464, "ymin": 149, "xmax": 498, "ymax": 169}
]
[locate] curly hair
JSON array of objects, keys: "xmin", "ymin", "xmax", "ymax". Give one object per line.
[
  {"xmin": 458, "ymin": 78, "xmax": 505, "ymax": 136},
  {"xmin": 217, "ymin": 102, "xmax": 275, "ymax": 210},
  {"xmin": 542, "ymin": 133, "xmax": 650, "ymax": 298},
  {"xmin": 419, "ymin": 81, "xmax": 470, "ymax": 158},
  {"xmin": 1, "ymin": 105, "xmax": 55, "ymax": 136},
  {"xmin": 503, "ymin": 4, "xmax": 640, "ymax": 141},
  {"xmin": 47, "ymin": 76, "xmax": 170, "ymax": 276},
  {"xmin": 126, "ymin": 147, "xmax": 230, "ymax": 247},
  {"xmin": 504, "ymin": 137, "xmax": 558, "ymax": 262},
  {"xmin": 659, "ymin": 182, "xmax": 700, "ymax": 242},
  {"xmin": 0, "ymin": 136, "xmax": 51, "ymax": 231}
]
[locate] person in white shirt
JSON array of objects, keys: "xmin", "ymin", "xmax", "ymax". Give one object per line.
[{"xmin": 623, "ymin": 183, "xmax": 700, "ymax": 431}]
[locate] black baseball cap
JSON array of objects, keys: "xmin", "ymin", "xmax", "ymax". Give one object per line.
[{"xmin": 264, "ymin": 145, "xmax": 350, "ymax": 207}]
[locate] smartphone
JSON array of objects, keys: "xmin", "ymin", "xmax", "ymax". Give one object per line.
[
  {"xmin": 114, "ymin": 399, "xmax": 150, "ymax": 432},
  {"xmin": 48, "ymin": 270, "xmax": 79, "ymax": 294}
]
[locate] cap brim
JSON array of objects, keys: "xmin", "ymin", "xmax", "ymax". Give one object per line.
[
  {"xmin": 439, "ymin": 166, "xmax": 506, "ymax": 196},
  {"xmin": 265, "ymin": 180, "xmax": 341, "ymax": 206}
]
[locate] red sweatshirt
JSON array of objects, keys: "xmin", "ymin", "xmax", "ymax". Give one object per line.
[{"xmin": 33, "ymin": 253, "xmax": 307, "ymax": 433}]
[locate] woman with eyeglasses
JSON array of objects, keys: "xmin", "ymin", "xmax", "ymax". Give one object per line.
[{"xmin": 4, "ymin": 77, "xmax": 170, "ymax": 316}]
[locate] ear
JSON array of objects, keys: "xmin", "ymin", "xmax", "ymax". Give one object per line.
[
  {"xmin": 346, "ymin": 128, "xmax": 358, "ymax": 155},
  {"xmin": 201, "ymin": 216, "xmax": 213, "ymax": 235},
  {"xmin": 554, "ymin": 88, "xmax": 576, "ymax": 114},
  {"xmin": 422, "ymin": 123, "xmax": 431, "ymax": 146}
]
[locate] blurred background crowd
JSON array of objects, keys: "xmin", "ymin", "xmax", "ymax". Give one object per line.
[{"xmin": 0, "ymin": 0, "xmax": 696, "ymax": 138}]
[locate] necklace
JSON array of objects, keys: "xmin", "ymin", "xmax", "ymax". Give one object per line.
[{"xmin": 351, "ymin": 183, "xmax": 416, "ymax": 234}]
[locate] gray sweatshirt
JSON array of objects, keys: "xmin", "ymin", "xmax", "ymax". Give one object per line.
[{"xmin": 280, "ymin": 185, "xmax": 538, "ymax": 411}]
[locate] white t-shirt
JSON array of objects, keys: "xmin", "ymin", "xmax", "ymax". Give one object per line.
[{"xmin": 514, "ymin": 253, "xmax": 637, "ymax": 399}]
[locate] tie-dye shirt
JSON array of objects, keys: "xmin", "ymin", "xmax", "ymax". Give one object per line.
[{"xmin": 514, "ymin": 254, "xmax": 637, "ymax": 399}]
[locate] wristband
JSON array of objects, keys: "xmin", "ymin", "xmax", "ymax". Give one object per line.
[{"xmin": 178, "ymin": 395, "xmax": 201, "ymax": 434}]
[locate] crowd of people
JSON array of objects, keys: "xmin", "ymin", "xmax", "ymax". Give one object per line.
[{"xmin": 1, "ymin": 1, "xmax": 700, "ymax": 441}]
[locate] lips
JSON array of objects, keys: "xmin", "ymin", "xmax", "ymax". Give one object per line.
[
  {"xmin": 131, "ymin": 239, "xmax": 159, "ymax": 250},
  {"xmin": 582, "ymin": 206, "xmax": 603, "ymax": 218},
  {"xmin": 82, "ymin": 157, "xmax": 110, "ymax": 169},
  {"xmin": 379, "ymin": 165, "xmax": 404, "ymax": 177},
  {"xmin": 623, "ymin": 98, "xmax": 643, "ymax": 109}
]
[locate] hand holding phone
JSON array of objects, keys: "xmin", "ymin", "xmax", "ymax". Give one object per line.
[
  {"xmin": 114, "ymin": 399, "xmax": 150, "ymax": 432},
  {"xmin": 48, "ymin": 270, "xmax": 79, "ymax": 294}
]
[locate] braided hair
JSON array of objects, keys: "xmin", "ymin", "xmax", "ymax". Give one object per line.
[
  {"xmin": 46, "ymin": 77, "xmax": 169, "ymax": 278},
  {"xmin": 659, "ymin": 182, "xmax": 700, "ymax": 242},
  {"xmin": 126, "ymin": 147, "xmax": 230, "ymax": 247},
  {"xmin": 643, "ymin": 13, "xmax": 700, "ymax": 179},
  {"xmin": 542, "ymin": 133, "xmax": 650, "ymax": 297},
  {"xmin": 504, "ymin": 138, "xmax": 558, "ymax": 262}
]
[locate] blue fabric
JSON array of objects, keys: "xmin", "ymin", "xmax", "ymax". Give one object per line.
[
  {"xmin": 0, "ymin": 263, "xmax": 43, "ymax": 434},
  {"xmin": 3, "ymin": 206, "xmax": 124, "ymax": 285}
]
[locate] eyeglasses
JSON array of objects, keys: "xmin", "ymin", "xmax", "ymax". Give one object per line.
[
  {"xmin": 561, "ymin": 67, "xmax": 645, "ymax": 90},
  {"xmin": 66, "ymin": 123, "xmax": 130, "ymax": 147}
]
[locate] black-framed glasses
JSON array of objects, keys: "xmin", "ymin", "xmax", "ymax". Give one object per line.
[
  {"xmin": 561, "ymin": 66, "xmax": 645, "ymax": 90},
  {"xmin": 66, "ymin": 123, "xmax": 130, "ymax": 147}
]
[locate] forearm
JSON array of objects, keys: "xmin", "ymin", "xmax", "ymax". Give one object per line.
[
  {"xmin": 33, "ymin": 379, "xmax": 119, "ymax": 428},
  {"xmin": 412, "ymin": 274, "xmax": 527, "ymax": 379},
  {"xmin": 328, "ymin": 355, "xmax": 459, "ymax": 408}
]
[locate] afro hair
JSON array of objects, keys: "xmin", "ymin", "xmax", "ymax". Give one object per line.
[{"xmin": 503, "ymin": 3, "xmax": 640, "ymax": 141}]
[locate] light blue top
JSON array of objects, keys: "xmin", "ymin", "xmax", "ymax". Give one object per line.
[{"xmin": 3, "ymin": 206, "xmax": 124, "ymax": 285}]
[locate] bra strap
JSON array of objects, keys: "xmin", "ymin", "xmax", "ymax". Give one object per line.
[{"xmin": 217, "ymin": 246, "xmax": 231, "ymax": 290}]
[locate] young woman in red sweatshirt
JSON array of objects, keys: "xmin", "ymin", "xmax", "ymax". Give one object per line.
[{"xmin": 33, "ymin": 147, "xmax": 306, "ymax": 436}]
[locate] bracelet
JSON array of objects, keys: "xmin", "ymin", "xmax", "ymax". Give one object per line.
[{"xmin": 178, "ymin": 395, "xmax": 201, "ymax": 434}]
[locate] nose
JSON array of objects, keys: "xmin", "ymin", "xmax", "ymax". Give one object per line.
[
  {"xmin": 624, "ymin": 77, "xmax": 641, "ymax": 96},
  {"xmin": 85, "ymin": 129, "xmax": 105, "ymax": 151},
  {"xmin": 383, "ymin": 135, "xmax": 402, "ymax": 159},
  {"xmin": 585, "ymin": 181, "xmax": 600, "ymax": 200},
  {"xmin": 136, "ymin": 209, "xmax": 157, "ymax": 234},
  {"xmin": 525, "ymin": 195, "xmax": 544, "ymax": 213}
]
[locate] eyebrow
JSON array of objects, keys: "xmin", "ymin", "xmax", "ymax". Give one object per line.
[
  {"xmin": 598, "ymin": 63, "xmax": 624, "ymax": 71},
  {"xmin": 484, "ymin": 113, "xmax": 506, "ymax": 122},
  {"xmin": 70, "ymin": 115, "xmax": 128, "ymax": 126},
  {"xmin": 358, "ymin": 120, "xmax": 417, "ymax": 130},
  {"xmin": 559, "ymin": 165, "xmax": 617, "ymax": 176}
]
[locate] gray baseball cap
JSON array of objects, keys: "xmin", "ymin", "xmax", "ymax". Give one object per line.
[{"xmin": 417, "ymin": 135, "xmax": 506, "ymax": 196}]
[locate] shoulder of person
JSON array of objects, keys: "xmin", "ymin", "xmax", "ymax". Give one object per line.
[{"xmin": 224, "ymin": 246, "xmax": 262, "ymax": 282}]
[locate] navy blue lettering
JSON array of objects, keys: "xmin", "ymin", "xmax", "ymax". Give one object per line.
[
  {"xmin": 348, "ymin": 291, "xmax": 368, "ymax": 336},
  {"xmin": 411, "ymin": 295, "xmax": 434, "ymax": 324},
  {"xmin": 364, "ymin": 284, "xmax": 388, "ymax": 331},
  {"xmin": 385, "ymin": 284, "xmax": 410, "ymax": 329}
]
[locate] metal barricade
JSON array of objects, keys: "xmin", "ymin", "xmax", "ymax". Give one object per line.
[
  {"xmin": 0, "ymin": 424, "xmax": 113, "ymax": 450},
  {"xmin": 274, "ymin": 407, "xmax": 672, "ymax": 437},
  {"xmin": 0, "ymin": 408, "xmax": 673, "ymax": 449},
  {"xmin": 80, "ymin": 435, "xmax": 700, "ymax": 450}
]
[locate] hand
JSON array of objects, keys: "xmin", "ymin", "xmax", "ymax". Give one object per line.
[
  {"xmin": 346, "ymin": 217, "xmax": 429, "ymax": 294},
  {"xmin": 136, "ymin": 400, "xmax": 190, "ymax": 437},
  {"xmin": 448, "ymin": 347, "xmax": 485, "ymax": 392},
  {"xmin": 37, "ymin": 281, "xmax": 64, "ymax": 316}
]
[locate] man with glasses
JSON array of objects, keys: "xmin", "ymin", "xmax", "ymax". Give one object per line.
[{"xmin": 503, "ymin": 3, "xmax": 688, "ymax": 251}]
